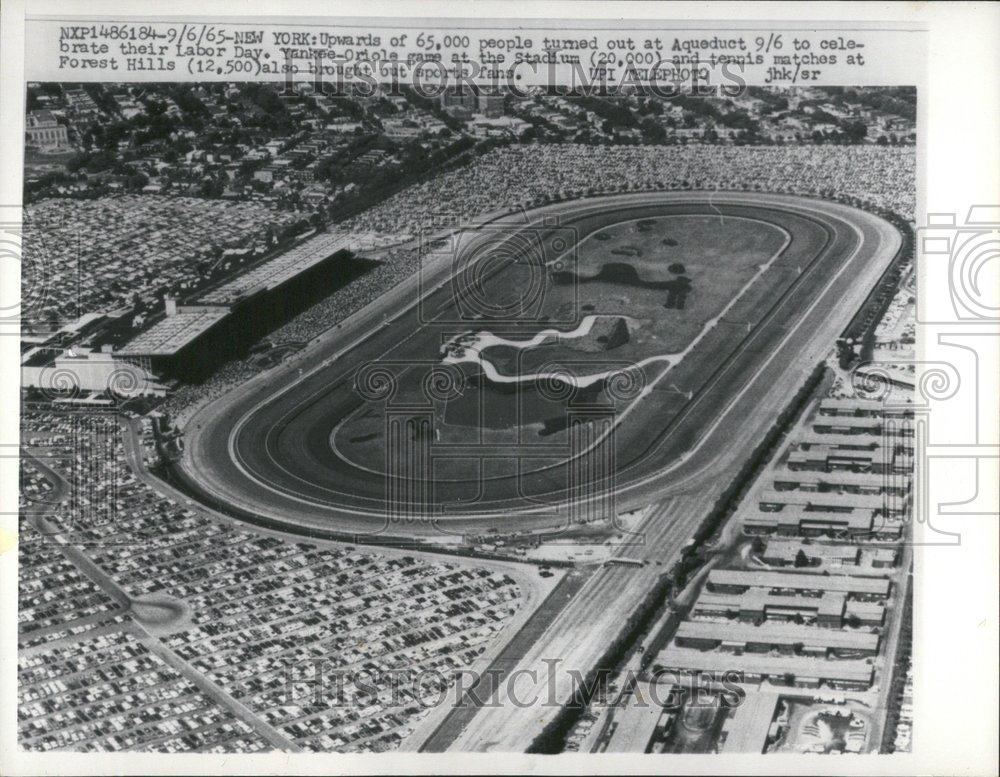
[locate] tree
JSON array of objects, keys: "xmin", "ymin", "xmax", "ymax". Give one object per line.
[
  {"xmin": 640, "ymin": 118, "xmax": 667, "ymax": 145},
  {"xmin": 794, "ymin": 549, "xmax": 810, "ymax": 568},
  {"xmin": 126, "ymin": 172, "xmax": 149, "ymax": 192},
  {"xmin": 841, "ymin": 119, "xmax": 868, "ymax": 144}
]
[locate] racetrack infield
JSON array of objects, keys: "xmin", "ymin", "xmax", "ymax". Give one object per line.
[{"xmin": 179, "ymin": 192, "xmax": 901, "ymax": 538}]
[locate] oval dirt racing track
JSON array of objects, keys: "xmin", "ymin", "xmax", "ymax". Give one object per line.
[{"xmin": 178, "ymin": 191, "xmax": 902, "ymax": 540}]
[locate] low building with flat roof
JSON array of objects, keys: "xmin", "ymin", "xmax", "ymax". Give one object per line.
[
  {"xmin": 692, "ymin": 588, "xmax": 849, "ymax": 627},
  {"xmin": 719, "ymin": 691, "xmax": 780, "ymax": 754},
  {"xmin": 743, "ymin": 505, "xmax": 904, "ymax": 541},
  {"xmin": 673, "ymin": 620, "xmax": 880, "ymax": 656},
  {"xmin": 818, "ymin": 398, "xmax": 913, "ymax": 419},
  {"xmin": 706, "ymin": 569, "xmax": 891, "ymax": 599},
  {"xmin": 771, "ymin": 469, "xmax": 909, "ymax": 497},
  {"xmin": 845, "ymin": 599, "xmax": 886, "ymax": 626},
  {"xmin": 604, "ymin": 683, "xmax": 669, "ymax": 753},
  {"xmin": 21, "ymin": 347, "xmax": 167, "ymax": 397},
  {"xmin": 760, "ymin": 539, "xmax": 862, "ymax": 568},
  {"xmin": 800, "ymin": 433, "xmax": 914, "ymax": 454},
  {"xmin": 786, "ymin": 446, "xmax": 910, "ymax": 476},
  {"xmin": 861, "ymin": 547, "xmax": 900, "ymax": 569},
  {"xmin": 758, "ymin": 489, "xmax": 906, "ymax": 516},
  {"xmin": 812, "ymin": 414, "xmax": 913, "ymax": 437},
  {"xmin": 812, "ymin": 415, "xmax": 885, "ymax": 436},
  {"xmin": 654, "ymin": 647, "xmax": 875, "ymax": 691}
]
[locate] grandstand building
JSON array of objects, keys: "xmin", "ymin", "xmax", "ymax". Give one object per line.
[{"xmin": 118, "ymin": 231, "xmax": 378, "ymax": 379}]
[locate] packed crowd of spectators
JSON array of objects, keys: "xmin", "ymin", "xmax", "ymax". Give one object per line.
[
  {"xmin": 22, "ymin": 196, "xmax": 297, "ymax": 331},
  {"xmin": 159, "ymin": 245, "xmax": 423, "ymax": 425},
  {"xmin": 344, "ymin": 144, "xmax": 916, "ymax": 239}
]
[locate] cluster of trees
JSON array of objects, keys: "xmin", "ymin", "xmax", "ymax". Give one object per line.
[{"xmin": 399, "ymin": 86, "xmax": 465, "ymax": 132}]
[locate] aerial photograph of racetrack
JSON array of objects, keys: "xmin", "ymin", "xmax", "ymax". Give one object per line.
[
  {"xmin": 19, "ymin": 81, "xmax": 918, "ymax": 759},
  {"xmin": 181, "ymin": 191, "xmax": 900, "ymax": 538}
]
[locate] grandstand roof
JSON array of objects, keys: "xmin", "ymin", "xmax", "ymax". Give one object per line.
[
  {"xmin": 118, "ymin": 307, "xmax": 229, "ymax": 356},
  {"xmin": 197, "ymin": 231, "xmax": 367, "ymax": 305}
]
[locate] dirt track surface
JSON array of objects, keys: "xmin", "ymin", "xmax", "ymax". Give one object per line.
[{"xmin": 179, "ymin": 191, "xmax": 899, "ymax": 542}]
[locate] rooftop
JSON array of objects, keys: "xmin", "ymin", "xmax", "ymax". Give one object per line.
[
  {"xmin": 787, "ymin": 447, "xmax": 900, "ymax": 467},
  {"xmin": 118, "ymin": 307, "xmax": 229, "ymax": 356},
  {"xmin": 743, "ymin": 507, "xmax": 879, "ymax": 532},
  {"xmin": 196, "ymin": 231, "xmax": 362, "ymax": 305},
  {"xmin": 772, "ymin": 469, "xmax": 903, "ymax": 489},
  {"xmin": 761, "ymin": 539, "xmax": 862, "ymax": 562},
  {"xmin": 674, "ymin": 620, "xmax": 880, "ymax": 652},
  {"xmin": 707, "ymin": 569, "xmax": 891, "ymax": 596},
  {"xmin": 758, "ymin": 490, "xmax": 890, "ymax": 511},
  {"xmin": 800, "ymin": 433, "xmax": 884, "ymax": 449},
  {"xmin": 818, "ymin": 398, "xmax": 913, "ymax": 417},
  {"xmin": 694, "ymin": 588, "xmax": 848, "ymax": 618},
  {"xmin": 656, "ymin": 646, "xmax": 875, "ymax": 683},
  {"xmin": 812, "ymin": 416, "xmax": 884, "ymax": 431}
]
